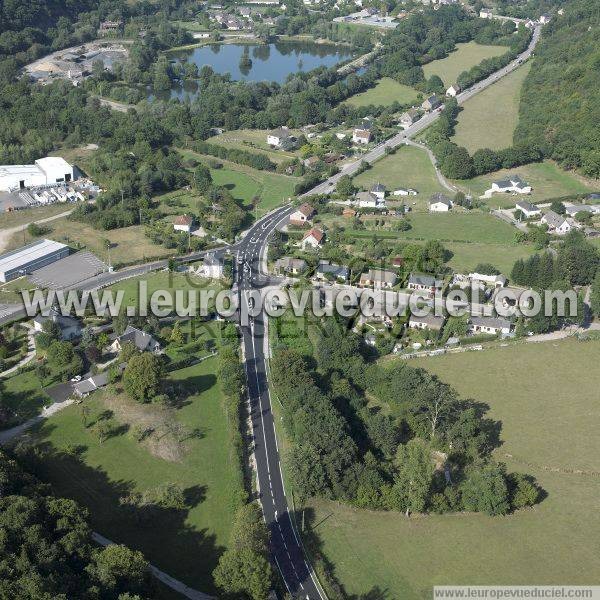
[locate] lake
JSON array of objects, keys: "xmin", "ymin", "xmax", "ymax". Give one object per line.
[{"xmin": 151, "ymin": 41, "xmax": 353, "ymax": 101}]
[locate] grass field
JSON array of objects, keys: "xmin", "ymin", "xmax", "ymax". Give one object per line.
[
  {"xmin": 178, "ymin": 148, "xmax": 298, "ymax": 213},
  {"xmin": 353, "ymin": 145, "xmax": 445, "ymax": 210},
  {"xmin": 31, "ymin": 355, "xmax": 241, "ymax": 593},
  {"xmin": 453, "ymin": 63, "xmax": 531, "ymax": 152},
  {"xmin": 206, "ymin": 129, "xmax": 301, "ymax": 164},
  {"xmin": 8, "ymin": 219, "xmax": 172, "ymax": 267},
  {"xmin": 444, "ymin": 240, "xmax": 533, "ymax": 274},
  {"xmin": 423, "ymin": 41, "xmax": 508, "ymax": 86},
  {"xmin": 1, "ymin": 369, "xmax": 50, "ymax": 429},
  {"xmin": 344, "ymin": 77, "xmax": 420, "ymax": 108},
  {"xmin": 307, "ymin": 339, "xmax": 600, "ymax": 597},
  {"xmin": 455, "ymin": 161, "xmax": 599, "ymax": 207},
  {"xmin": 0, "ymin": 203, "xmax": 72, "ymax": 228}
]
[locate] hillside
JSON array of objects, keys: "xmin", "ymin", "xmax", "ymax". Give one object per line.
[{"xmin": 514, "ymin": 0, "xmax": 600, "ymax": 178}]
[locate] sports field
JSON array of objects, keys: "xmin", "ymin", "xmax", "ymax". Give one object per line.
[
  {"xmin": 423, "ymin": 41, "xmax": 508, "ymax": 86},
  {"xmin": 453, "ymin": 63, "xmax": 531, "ymax": 152},
  {"xmin": 345, "ymin": 77, "xmax": 420, "ymax": 108},
  {"xmin": 307, "ymin": 339, "xmax": 600, "ymax": 597}
]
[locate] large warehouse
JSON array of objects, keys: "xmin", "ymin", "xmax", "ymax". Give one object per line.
[
  {"xmin": 0, "ymin": 239, "xmax": 69, "ymax": 282},
  {"xmin": 0, "ymin": 157, "xmax": 74, "ymax": 191}
]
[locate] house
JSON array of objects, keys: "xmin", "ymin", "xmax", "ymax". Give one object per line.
[
  {"xmin": 109, "ymin": 326, "xmax": 161, "ymax": 354},
  {"xmin": 289, "ymin": 203, "xmax": 315, "ymax": 226},
  {"xmin": 74, "ymin": 372, "xmax": 110, "ymax": 397},
  {"xmin": 274, "ymin": 257, "xmax": 307, "ymax": 275},
  {"xmin": 479, "ymin": 8, "xmax": 493, "ymax": 18},
  {"xmin": 539, "ymin": 13, "xmax": 552, "ymax": 24},
  {"xmin": 565, "ymin": 204, "xmax": 598, "ymax": 217},
  {"xmin": 267, "ymin": 126, "xmax": 297, "ymax": 149},
  {"xmin": 541, "ymin": 210, "xmax": 572, "ymax": 235},
  {"xmin": 393, "ymin": 188, "xmax": 417, "ymax": 197},
  {"xmin": 468, "ymin": 316, "xmax": 512, "ymax": 336},
  {"xmin": 399, "ymin": 109, "xmax": 419, "ymax": 129},
  {"xmin": 173, "ymin": 214, "xmax": 194, "ymax": 233},
  {"xmin": 408, "ymin": 313, "xmax": 445, "ymax": 331},
  {"xmin": 491, "ymin": 175, "xmax": 532, "ymax": 195},
  {"xmin": 370, "ymin": 183, "xmax": 386, "ymax": 201},
  {"xmin": 199, "ymin": 253, "xmax": 225, "ymax": 278},
  {"xmin": 301, "ymin": 228, "xmax": 324, "ymax": 250},
  {"xmin": 98, "ymin": 20, "xmax": 123, "ymax": 36},
  {"xmin": 33, "ymin": 308, "xmax": 82, "ymax": 341},
  {"xmin": 407, "ymin": 273, "xmax": 443, "ymax": 294},
  {"xmin": 429, "ymin": 193, "xmax": 452, "ymax": 212},
  {"xmin": 239, "ymin": 6, "xmax": 252, "ymax": 16},
  {"xmin": 525, "ymin": 19, "xmax": 536, "ymax": 29},
  {"xmin": 516, "ymin": 201, "xmax": 541, "ymax": 218},
  {"xmin": 468, "ymin": 272, "xmax": 507, "ymax": 288},
  {"xmin": 314, "ymin": 260, "xmax": 349, "ymax": 282},
  {"xmin": 392, "ymin": 257, "xmax": 404, "ymax": 267},
  {"xmin": 359, "ymin": 268, "xmax": 397, "ymax": 289},
  {"xmin": 355, "ymin": 191, "xmax": 385, "ymax": 208},
  {"xmin": 421, "ymin": 95, "xmax": 441, "ymax": 112},
  {"xmin": 446, "ymin": 84, "xmax": 460, "ymax": 97},
  {"xmin": 352, "ymin": 128, "xmax": 372, "ymax": 144}
]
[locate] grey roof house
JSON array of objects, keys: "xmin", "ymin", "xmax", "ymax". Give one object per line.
[
  {"xmin": 314, "ymin": 260, "xmax": 349, "ymax": 282},
  {"xmin": 109, "ymin": 325, "xmax": 161, "ymax": 354}
]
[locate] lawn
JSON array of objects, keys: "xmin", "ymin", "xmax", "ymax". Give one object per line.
[
  {"xmin": 344, "ymin": 77, "xmax": 420, "ymax": 108},
  {"xmin": 0, "ymin": 203, "xmax": 72, "ymax": 228},
  {"xmin": 178, "ymin": 148, "xmax": 298, "ymax": 213},
  {"xmin": 31, "ymin": 355, "xmax": 242, "ymax": 593},
  {"xmin": 206, "ymin": 129, "xmax": 301, "ymax": 164},
  {"xmin": 452, "ymin": 63, "xmax": 531, "ymax": 153},
  {"xmin": 455, "ymin": 161, "xmax": 599, "ymax": 207},
  {"xmin": 1, "ymin": 369, "xmax": 50, "ymax": 428},
  {"xmin": 353, "ymin": 144, "xmax": 445, "ymax": 210},
  {"xmin": 444, "ymin": 240, "xmax": 533, "ymax": 274},
  {"xmin": 423, "ymin": 41, "xmax": 508, "ymax": 86},
  {"xmin": 8, "ymin": 218, "xmax": 173, "ymax": 268},
  {"xmin": 307, "ymin": 338, "xmax": 600, "ymax": 597}
]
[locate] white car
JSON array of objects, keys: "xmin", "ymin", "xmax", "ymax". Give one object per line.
[{"xmin": 70, "ymin": 375, "xmax": 82, "ymax": 382}]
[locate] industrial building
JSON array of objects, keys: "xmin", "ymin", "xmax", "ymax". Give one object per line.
[
  {"xmin": 0, "ymin": 239, "xmax": 69, "ymax": 282},
  {"xmin": 0, "ymin": 157, "xmax": 74, "ymax": 192}
]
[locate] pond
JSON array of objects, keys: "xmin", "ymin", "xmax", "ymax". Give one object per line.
[{"xmin": 150, "ymin": 41, "xmax": 353, "ymax": 101}]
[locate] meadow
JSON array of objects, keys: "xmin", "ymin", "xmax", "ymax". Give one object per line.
[
  {"xmin": 344, "ymin": 77, "xmax": 420, "ymax": 108},
  {"xmin": 307, "ymin": 338, "xmax": 600, "ymax": 597}
]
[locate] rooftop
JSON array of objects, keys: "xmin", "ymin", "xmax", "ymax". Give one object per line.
[{"xmin": 0, "ymin": 239, "xmax": 68, "ymax": 274}]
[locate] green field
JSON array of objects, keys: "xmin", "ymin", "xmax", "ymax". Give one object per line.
[
  {"xmin": 307, "ymin": 339, "xmax": 600, "ymax": 597},
  {"xmin": 345, "ymin": 77, "xmax": 420, "ymax": 108},
  {"xmin": 1, "ymin": 370, "xmax": 50, "ymax": 429},
  {"xmin": 31, "ymin": 356, "xmax": 241, "ymax": 593},
  {"xmin": 453, "ymin": 63, "xmax": 531, "ymax": 152},
  {"xmin": 444, "ymin": 240, "xmax": 533, "ymax": 274},
  {"xmin": 423, "ymin": 41, "xmax": 508, "ymax": 86},
  {"xmin": 455, "ymin": 161, "xmax": 599, "ymax": 207},
  {"xmin": 178, "ymin": 148, "xmax": 298, "ymax": 213},
  {"xmin": 206, "ymin": 129, "xmax": 301, "ymax": 164},
  {"xmin": 353, "ymin": 144, "xmax": 445, "ymax": 210}
]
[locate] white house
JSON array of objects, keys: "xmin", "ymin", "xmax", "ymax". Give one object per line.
[
  {"xmin": 468, "ymin": 316, "xmax": 512, "ymax": 336},
  {"xmin": 109, "ymin": 326, "xmax": 161, "ymax": 354},
  {"xmin": 539, "ymin": 13, "xmax": 552, "ymax": 23},
  {"xmin": 490, "ymin": 175, "xmax": 532, "ymax": 195},
  {"xmin": 267, "ymin": 126, "xmax": 296, "ymax": 149},
  {"xmin": 173, "ymin": 214, "xmax": 194, "ymax": 233},
  {"xmin": 355, "ymin": 191, "xmax": 385, "ymax": 208},
  {"xmin": 359, "ymin": 268, "xmax": 397, "ymax": 289},
  {"xmin": 446, "ymin": 84, "xmax": 460, "ymax": 97},
  {"xmin": 289, "ymin": 203, "xmax": 315, "ymax": 226},
  {"xmin": 429, "ymin": 193, "xmax": 452, "ymax": 212},
  {"xmin": 352, "ymin": 128, "xmax": 372, "ymax": 144},
  {"xmin": 468, "ymin": 272, "xmax": 507, "ymax": 288},
  {"xmin": 301, "ymin": 228, "xmax": 324, "ymax": 250},
  {"xmin": 565, "ymin": 204, "xmax": 599, "ymax": 217},
  {"xmin": 408, "ymin": 313, "xmax": 445, "ymax": 331},
  {"xmin": 33, "ymin": 308, "xmax": 82, "ymax": 341},
  {"xmin": 515, "ymin": 201, "xmax": 541, "ymax": 218},
  {"xmin": 199, "ymin": 253, "xmax": 225, "ymax": 278},
  {"xmin": 274, "ymin": 257, "xmax": 307, "ymax": 275},
  {"xmin": 370, "ymin": 183, "xmax": 386, "ymax": 201},
  {"xmin": 479, "ymin": 8, "xmax": 493, "ymax": 18},
  {"xmin": 541, "ymin": 210, "xmax": 572, "ymax": 235},
  {"xmin": 0, "ymin": 156, "xmax": 74, "ymax": 191},
  {"xmin": 314, "ymin": 260, "xmax": 349, "ymax": 283},
  {"xmin": 399, "ymin": 109, "xmax": 419, "ymax": 129}
]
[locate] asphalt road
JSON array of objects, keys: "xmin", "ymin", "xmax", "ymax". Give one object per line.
[
  {"xmin": 234, "ymin": 205, "xmax": 326, "ymax": 598},
  {"xmin": 300, "ymin": 25, "xmax": 541, "ymax": 198}
]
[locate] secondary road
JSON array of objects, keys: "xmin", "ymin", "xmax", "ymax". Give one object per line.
[{"xmin": 300, "ymin": 25, "xmax": 541, "ymax": 198}]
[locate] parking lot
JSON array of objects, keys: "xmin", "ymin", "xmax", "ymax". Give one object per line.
[{"xmin": 28, "ymin": 251, "xmax": 107, "ymax": 289}]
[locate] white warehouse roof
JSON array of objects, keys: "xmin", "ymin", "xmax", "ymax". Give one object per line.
[
  {"xmin": 0, "ymin": 239, "xmax": 68, "ymax": 274},
  {"xmin": 35, "ymin": 156, "xmax": 72, "ymax": 174},
  {"xmin": 0, "ymin": 165, "xmax": 42, "ymax": 178}
]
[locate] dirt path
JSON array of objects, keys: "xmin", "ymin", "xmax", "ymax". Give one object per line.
[{"xmin": 0, "ymin": 209, "xmax": 74, "ymax": 253}]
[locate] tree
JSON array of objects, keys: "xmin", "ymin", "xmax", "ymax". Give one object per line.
[
  {"xmin": 550, "ymin": 199, "xmax": 566, "ymax": 214},
  {"xmin": 123, "ymin": 353, "xmax": 163, "ymax": 402},
  {"xmin": 170, "ymin": 322, "xmax": 184, "ymax": 346},
  {"xmin": 336, "ymin": 174, "xmax": 356, "ymax": 198},
  {"xmin": 473, "ymin": 263, "xmax": 500, "ymax": 275},
  {"xmin": 460, "ymin": 463, "xmax": 510, "ymax": 516},
  {"xmin": 90, "ymin": 544, "xmax": 151, "ymax": 596},
  {"xmin": 394, "ymin": 438, "xmax": 435, "ymax": 515},
  {"xmin": 193, "ymin": 164, "xmax": 212, "ymax": 193}
]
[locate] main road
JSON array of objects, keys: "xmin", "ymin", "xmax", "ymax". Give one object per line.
[{"xmin": 301, "ymin": 25, "xmax": 541, "ymax": 198}]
